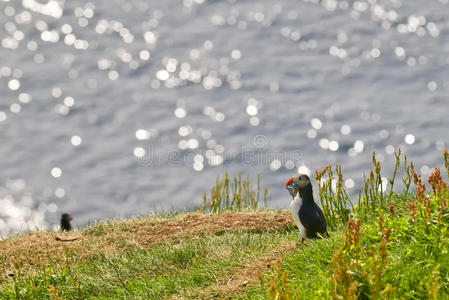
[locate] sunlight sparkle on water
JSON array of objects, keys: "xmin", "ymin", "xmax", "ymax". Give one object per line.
[
  {"xmin": 214, "ymin": 112, "xmax": 225, "ymax": 122},
  {"xmin": 270, "ymin": 159, "xmax": 281, "ymax": 171},
  {"xmin": 319, "ymin": 138, "xmax": 329, "ymax": 149},
  {"xmin": 23, "ymin": 0, "xmax": 63, "ymax": 18},
  {"xmin": 385, "ymin": 145, "xmax": 395, "ymax": 155},
  {"xmin": 8, "ymin": 79, "xmax": 20, "ymax": 90},
  {"xmin": 246, "ymin": 105, "xmax": 258, "ymax": 116},
  {"xmin": 18, "ymin": 93, "xmax": 31, "ymax": 103},
  {"xmin": 208, "ymin": 155, "xmax": 223, "ymax": 166},
  {"xmin": 285, "ymin": 160, "xmax": 295, "ymax": 170},
  {"xmin": 427, "ymin": 81, "xmax": 437, "ymax": 91},
  {"xmin": 133, "ymin": 147, "xmax": 146, "ymax": 158},
  {"xmin": 156, "ymin": 70, "xmax": 169, "ymax": 81},
  {"xmin": 51, "ymin": 87, "xmax": 62, "ymax": 98},
  {"xmin": 178, "ymin": 126, "xmax": 192, "ymax": 137},
  {"xmin": 354, "ymin": 140, "xmax": 364, "ymax": 153},
  {"xmin": 136, "ymin": 129, "xmax": 150, "ymax": 140},
  {"xmin": 54, "ymin": 187, "xmax": 65, "ymax": 198},
  {"xmin": 250, "ymin": 116, "xmax": 260, "ymax": 126},
  {"xmin": 405, "ymin": 134, "xmax": 415, "ymax": 144},
  {"xmin": 71, "ymin": 135, "xmax": 82, "ymax": 146},
  {"xmin": 55, "ymin": 104, "xmax": 70, "ymax": 115},
  {"xmin": 139, "ymin": 50, "xmax": 150, "ymax": 61},
  {"xmin": 340, "ymin": 125, "xmax": 351, "ymax": 135},
  {"xmin": 51, "ymin": 167, "xmax": 62, "ymax": 178},
  {"xmin": 311, "ymin": 118, "xmax": 322, "ymax": 130},
  {"xmin": 178, "ymin": 140, "xmax": 188, "ymax": 149},
  {"xmin": 231, "ymin": 49, "xmax": 242, "ymax": 59},
  {"xmin": 193, "ymin": 161, "xmax": 203, "ymax": 171},
  {"xmin": 64, "ymin": 97, "xmax": 75, "ymax": 107},
  {"xmin": 329, "ymin": 141, "xmax": 339, "ymax": 151},
  {"xmin": 307, "ymin": 129, "xmax": 317, "ymax": 139},
  {"xmin": 174, "ymin": 107, "xmax": 186, "ymax": 118},
  {"xmin": 188, "ymin": 139, "xmax": 199, "ymax": 149},
  {"xmin": 345, "ymin": 178, "xmax": 355, "ymax": 189},
  {"xmin": 297, "ymin": 165, "xmax": 311, "ymax": 176},
  {"xmin": 10, "ymin": 103, "xmax": 21, "ymax": 113},
  {"xmin": 420, "ymin": 165, "xmax": 430, "ymax": 175},
  {"xmin": 108, "ymin": 70, "xmax": 119, "ymax": 80}
]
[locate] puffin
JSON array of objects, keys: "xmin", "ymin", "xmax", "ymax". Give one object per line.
[
  {"xmin": 285, "ymin": 174, "xmax": 327, "ymax": 244},
  {"xmin": 60, "ymin": 213, "xmax": 73, "ymax": 231}
]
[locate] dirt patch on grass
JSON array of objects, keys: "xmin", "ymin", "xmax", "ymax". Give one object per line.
[
  {"xmin": 0, "ymin": 210, "xmax": 293, "ymax": 282},
  {"xmin": 179, "ymin": 241, "xmax": 297, "ymax": 299}
]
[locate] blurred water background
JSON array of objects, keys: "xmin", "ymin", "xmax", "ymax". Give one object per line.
[{"xmin": 1, "ymin": 0, "xmax": 449, "ymax": 237}]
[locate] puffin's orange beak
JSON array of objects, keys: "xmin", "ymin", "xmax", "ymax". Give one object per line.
[{"xmin": 285, "ymin": 177, "xmax": 294, "ymax": 188}]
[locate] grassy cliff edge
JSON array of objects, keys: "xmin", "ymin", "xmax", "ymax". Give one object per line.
[{"xmin": 1, "ymin": 151, "xmax": 449, "ymax": 299}]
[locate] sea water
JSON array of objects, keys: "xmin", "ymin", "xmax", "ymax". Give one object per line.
[{"xmin": 1, "ymin": 0, "xmax": 448, "ymax": 236}]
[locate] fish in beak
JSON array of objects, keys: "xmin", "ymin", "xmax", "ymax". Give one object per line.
[
  {"xmin": 287, "ymin": 182, "xmax": 299, "ymax": 198},
  {"xmin": 286, "ymin": 177, "xmax": 299, "ymax": 199}
]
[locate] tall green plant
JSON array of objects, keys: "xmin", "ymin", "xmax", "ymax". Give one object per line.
[
  {"xmin": 200, "ymin": 173, "xmax": 269, "ymax": 213},
  {"xmin": 317, "ymin": 150, "xmax": 415, "ymax": 225},
  {"xmin": 315, "ymin": 165, "xmax": 351, "ymax": 229},
  {"xmin": 356, "ymin": 150, "xmax": 414, "ymax": 221}
]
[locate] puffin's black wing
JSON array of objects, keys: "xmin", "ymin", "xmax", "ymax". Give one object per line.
[
  {"xmin": 298, "ymin": 203, "xmax": 327, "ymax": 237},
  {"xmin": 315, "ymin": 203, "xmax": 328, "ymax": 235}
]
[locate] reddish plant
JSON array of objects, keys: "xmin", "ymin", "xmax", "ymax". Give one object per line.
[
  {"xmin": 388, "ymin": 205, "xmax": 395, "ymax": 218},
  {"xmin": 329, "ymin": 218, "xmax": 363, "ymax": 299},
  {"xmin": 268, "ymin": 259, "xmax": 298, "ymax": 300},
  {"xmin": 409, "ymin": 202, "xmax": 417, "ymax": 221},
  {"xmin": 412, "ymin": 170, "xmax": 426, "ymax": 203},
  {"xmin": 428, "ymin": 168, "xmax": 447, "ymax": 196},
  {"xmin": 444, "ymin": 149, "xmax": 449, "ymax": 179},
  {"xmin": 371, "ymin": 223, "xmax": 392, "ymax": 298}
]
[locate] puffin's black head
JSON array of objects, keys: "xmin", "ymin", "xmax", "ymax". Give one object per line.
[
  {"xmin": 285, "ymin": 174, "xmax": 311, "ymax": 199},
  {"xmin": 61, "ymin": 213, "xmax": 73, "ymax": 231}
]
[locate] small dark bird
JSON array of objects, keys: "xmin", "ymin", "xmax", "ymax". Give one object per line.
[
  {"xmin": 285, "ymin": 174, "xmax": 327, "ymax": 244},
  {"xmin": 60, "ymin": 213, "xmax": 73, "ymax": 231}
]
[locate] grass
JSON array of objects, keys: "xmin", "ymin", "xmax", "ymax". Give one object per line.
[
  {"xmin": 1, "ymin": 152, "xmax": 449, "ymax": 299},
  {"xmin": 245, "ymin": 192, "xmax": 448, "ymax": 299},
  {"xmin": 0, "ymin": 210, "xmax": 294, "ymax": 299},
  {"xmin": 2, "ymin": 230, "xmax": 296, "ymax": 299},
  {"xmin": 246, "ymin": 150, "xmax": 449, "ymax": 299}
]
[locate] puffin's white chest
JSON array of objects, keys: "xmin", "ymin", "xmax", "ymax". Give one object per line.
[{"xmin": 290, "ymin": 196, "xmax": 306, "ymax": 238}]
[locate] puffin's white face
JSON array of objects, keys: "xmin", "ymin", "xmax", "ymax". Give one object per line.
[{"xmin": 285, "ymin": 174, "xmax": 311, "ymax": 199}]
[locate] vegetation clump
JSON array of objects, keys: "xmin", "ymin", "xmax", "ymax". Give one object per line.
[
  {"xmin": 260, "ymin": 150, "xmax": 449, "ymax": 299},
  {"xmin": 1, "ymin": 151, "xmax": 449, "ymax": 299},
  {"xmin": 199, "ymin": 172, "xmax": 269, "ymax": 213}
]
